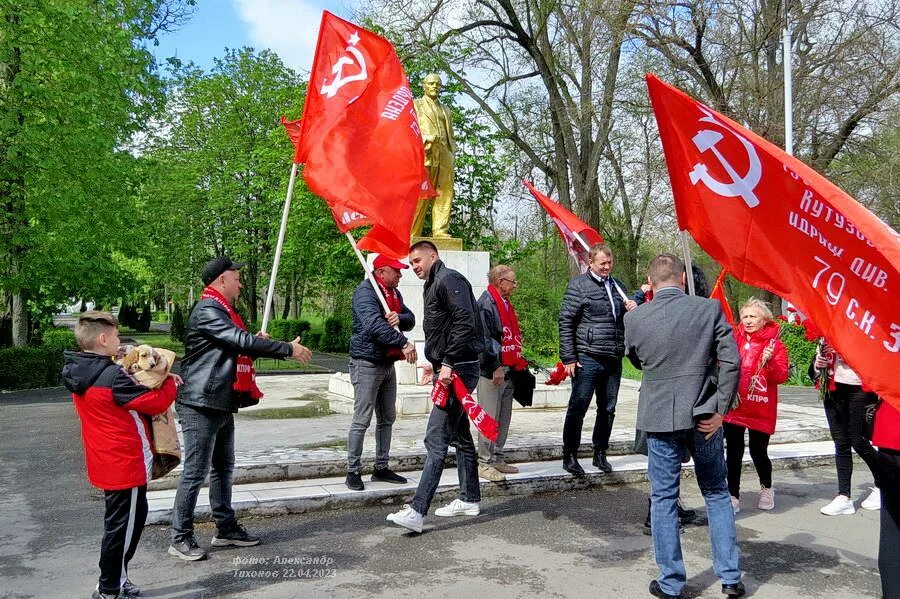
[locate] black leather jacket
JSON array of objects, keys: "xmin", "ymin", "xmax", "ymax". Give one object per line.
[
  {"xmin": 422, "ymin": 260, "xmax": 484, "ymax": 367},
  {"xmin": 177, "ymin": 299, "xmax": 292, "ymax": 412},
  {"xmin": 349, "ymin": 279, "xmax": 414, "ymax": 364},
  {"xmin": 558, "ymin": 272, "xmax": 627, "ymax": 363}
]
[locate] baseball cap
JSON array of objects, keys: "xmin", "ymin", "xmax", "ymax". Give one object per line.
[
  {"xmin": 372, "ymin": 255, "xmax": 409, "ymax": 271},
  {"xmin": 201, "ymin": 256, "xmax": 244, "ymax": 286}
]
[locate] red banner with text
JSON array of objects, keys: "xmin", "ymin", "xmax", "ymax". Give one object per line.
[{"xmin": 647, "ymin": 73, "xmax": 900, "ymax": 408}]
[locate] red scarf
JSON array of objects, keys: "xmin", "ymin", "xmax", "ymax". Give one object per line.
[
  {"xmin": 430, "ymin": 374, "xmax": 500, "ymax": 442},
  {"xmin": 487, "ymin": 284, "xmax": 527, "ymax": 371},
  {"xmin": 201, "ymin": 286, "xmax": 262, "ymax": 400},
  {"xmin": 378, "ymin": 279, "xmax": 406, "ymax": 362}
]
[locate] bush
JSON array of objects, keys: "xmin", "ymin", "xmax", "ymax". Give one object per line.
[
  {"xmin": 170, "ymin": 303, "xmax": 186, "ymax": 342},
  {"xmin": 0, "ymin": 346, "xmax": 66, "ymax": 390},
  {"xmin": 118, "ymin": 303, "xmax": 137, "ymax": 329},
  {"xmin": 779, "ymin": 320, "xmax": 817, "ymax": 386},
  {"xmin": 41, "ymin": 327, "xmax": 78, "ymax": 351},
  {"xmin": 319, "ymin": 317, "xmax": 350, "ymax": 352},
  {"xmin": 268, "ymin": 319, "xmax": 312, "ymax": 342},
  {"xmin": 304, "ymin": 332, "xmax": 322, "ymax": 351}
]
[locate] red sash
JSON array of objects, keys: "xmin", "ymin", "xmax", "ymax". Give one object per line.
[
  {"xmin": 430, "ymin": 373, "xmax": 500, "ymax": 442},
  {"xmin": 201, "ymin": 286, "xmax": 262, "ymax": 400},
  {"xmin": 486, "ymin": 284, "xmax": 527, "ymax": 371}
]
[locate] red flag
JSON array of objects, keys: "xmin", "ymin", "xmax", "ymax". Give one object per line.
[
  {"xmin": 291, "ymin": 11, "xmax": 433, "ymax": 258},
  {"xmin": 524, "ymin": 180, "xmax": 604, "ymax": 272},
  {"xmin": 646, "ymin": 73, "xmax": 900, "ymax": 408},
  {"xmin": 710, "ymin": 269, "xmax": 735, "ymax": 326}
]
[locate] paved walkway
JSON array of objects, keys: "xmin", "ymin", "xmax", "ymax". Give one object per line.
[{"xmin": 146, "ymin": 374, "xmax": 838, "ymax": 523}]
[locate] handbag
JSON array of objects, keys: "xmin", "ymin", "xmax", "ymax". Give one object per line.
[{"xmin": 509, "ymin": 367, "xmax": 536, "ymax": 407}]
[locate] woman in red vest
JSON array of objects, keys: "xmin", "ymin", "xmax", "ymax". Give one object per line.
[{"xmin": 723, "ymin": 298, "xmax": 789, "ymax": 514}]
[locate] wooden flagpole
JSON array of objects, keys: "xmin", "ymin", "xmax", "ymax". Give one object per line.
[{"xmin": 680, "ymin": 230, "xmax": 696, "ymax": 296}]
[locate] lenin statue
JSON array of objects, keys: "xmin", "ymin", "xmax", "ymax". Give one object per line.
[{"xmin": 412, "ymin": 73, "xmax": 455, "ymax": 238}]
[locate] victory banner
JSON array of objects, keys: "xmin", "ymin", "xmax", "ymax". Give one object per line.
[
  {"xmin": 524, "ymin": 180, "xmax": 604, "ymax": 272},
  {"xmin": 646, "ymin": 74, "xmax": 900, "ymax": 407}
]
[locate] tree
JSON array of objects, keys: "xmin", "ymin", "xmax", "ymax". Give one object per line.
[{"xmin": 0, "ymin": 0, "xmax": 193, "ymax": 345}]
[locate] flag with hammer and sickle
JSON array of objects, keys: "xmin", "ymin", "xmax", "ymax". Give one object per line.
[
  {"xmin": 292, "ymin": 11, "xmax": 433, "ymax": 259},
  {"xmin": 647, "ymin": 73, "xmax": 900, "ymax": 410}
]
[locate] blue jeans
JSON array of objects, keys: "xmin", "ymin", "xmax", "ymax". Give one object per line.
[
  {"xmin": 171, "ymin": 403, "xmax": 236, "ymax": 541},
  {"xmin": 562, "ymin": 353, "xmax": 622, "ymax": 452},
  {"xmin": 347, "ymin": 359, "xmax": 397, "ymax": 473},
  {"xmin": 647, "ymin": 428, "xmax": 741, "ymax": 596},
  {"xmin": 411, "ymin": 362, "xmax": 481, "ymax": 516}
]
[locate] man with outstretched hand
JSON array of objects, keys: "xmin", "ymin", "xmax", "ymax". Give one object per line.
[{"xmin": 169, "ymin": 256, "xmax": 311, "ymax": 561}]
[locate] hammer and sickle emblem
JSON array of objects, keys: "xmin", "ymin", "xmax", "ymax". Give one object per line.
[
  {"xmin": 320, "ymin": 32, "xmax": 368, "ymax": 99},
  {"xmin": 688, "ymin": 107, "xmax": 762, "ymax": 208}
]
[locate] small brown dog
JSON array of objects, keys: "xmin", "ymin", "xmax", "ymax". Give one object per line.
[{"xmin": 119, "ymin": 344, "xmax": 175, "ymax": 389}]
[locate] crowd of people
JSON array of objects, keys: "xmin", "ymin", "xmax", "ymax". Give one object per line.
[{"xmin": 63, "ymin": 243, "xmax": 898, "ymax": 599}]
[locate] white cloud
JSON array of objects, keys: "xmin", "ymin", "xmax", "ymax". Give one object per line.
[{"xmin": 233, "ymin": 0, "xmax": 345, "ymax": 74}]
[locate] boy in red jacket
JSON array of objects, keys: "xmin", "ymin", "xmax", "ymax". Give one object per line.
[{"xmin": 62, "ymin": 311, "xmax": 180, "ymax": 599}]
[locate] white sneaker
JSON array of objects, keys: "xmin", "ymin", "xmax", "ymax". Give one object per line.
[
  {"xmin": 861, "ymin": 487, "xmax": 881, "ymax": 511},
  {"xmin": 731, "ymin": 496, "xmax": 740, "ymax": 515},
  {"xmin": 758, "ymin": 486, "xmax": 775, "ymax": 511},
  {"xmin": 820, "ymin": 494, "xmax": 856, "ymax": 516},
  {"xmin": 386, "ymin": 504, "xmax": 424, "ymax": 533},
  {"xmin": 434, "ymin": 498, "xmax": 481, "ymax": 517}
]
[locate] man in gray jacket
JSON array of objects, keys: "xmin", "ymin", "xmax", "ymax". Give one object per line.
[
  {"xmin": 624, "ymin": 253, "xmax": 744, "ymax": 599},
  {"xmin": 169, "ymin": 257, "xmax": 311, "ymax": 561}
]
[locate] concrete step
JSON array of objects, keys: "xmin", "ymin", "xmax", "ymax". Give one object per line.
[
  {"xmin": 147, "ymin": 426, "xmax": 833, "ymax": 491},
  {"xmin": 146, "ymin": 440, "xmax": 838, "ymax": 525}
]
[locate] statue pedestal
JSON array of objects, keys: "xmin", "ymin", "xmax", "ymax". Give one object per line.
[
  {"xmin": 327, "ymin": 247, "xmax": 491, "ymax": 412},
  {"xmin": 411, "ymin": 236, "xmax": 462, "ymax": 251}
]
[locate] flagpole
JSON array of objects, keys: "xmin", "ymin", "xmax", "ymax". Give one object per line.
[
  {"xmin": 261, "ymin": 162, "xmax": 299, "ymax": 334},
  {"xmin": 344, "ymin": 231, "xmax": 392, "ymax": 314},
  {"xmin": 680, "ymin": 231, "xmax": 696, "ymax": 295},
  {"xmin": 783, "ymin": 5, "xmax": 793, "ymax": 156},
  {"xmin": 573, "ymin": 231, "xmax": 631, "ymax": 303}
]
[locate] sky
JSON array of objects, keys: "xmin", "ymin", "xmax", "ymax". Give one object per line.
[{"xmin": 152, "ymin": 0, "xmax": 351, "ymax": 75}]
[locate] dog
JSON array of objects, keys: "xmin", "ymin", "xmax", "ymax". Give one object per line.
[{"xmin": 118, "ymin": 344, "xmax": 175, "ymax": 389}]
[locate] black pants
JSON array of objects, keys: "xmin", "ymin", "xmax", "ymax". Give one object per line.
[
  {"xmin": 879, "ymin": 449, "xmax": 900, "ymax": 599},
  {"xmin": 99, "ymin": 486, "xmax": 148, "ymax": 594},
  {"xmin": 562, "ymin": 354, "xmax": 622, "ymax": 453},
  {"xmin": 823, "ymin": 383, "xmax": 879, "ymax": 496},
  {"xmin": 724, "ymin": 423, "xmax": 772, "ymax": 498}
]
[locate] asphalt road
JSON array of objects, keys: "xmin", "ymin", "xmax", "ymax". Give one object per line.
[{"xmin": 1, "ymin": 388, "xmax": 883, "ymax": 599}]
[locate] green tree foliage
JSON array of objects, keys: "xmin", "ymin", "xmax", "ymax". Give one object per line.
[{"xmin": 0, "ymin": 0, "xmax": 190, "ymax": 345}]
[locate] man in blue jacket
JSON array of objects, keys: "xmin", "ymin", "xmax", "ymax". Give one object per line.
[{"xmin": 346, "ymin": 254, "xmax": 417, "ymax": 491}]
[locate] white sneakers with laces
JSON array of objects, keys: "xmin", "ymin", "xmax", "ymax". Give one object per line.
[
  {"xmin": 861, "ymin": 487, "xmax": 881, "ymax": 511},
  {"xmin": 757, "ymin": 486, "xmax": 775, "ymax": 511},
  {"xmin": 434, "ymin": 498, "xmax": 481, "ymax": 517},
  {"xmin": 386, "ymin": 504, "xmax": 424, "ymax": 533},
  {"xmin": 820, "ymin": 494, "xmax": 856, "ymax": 516}
]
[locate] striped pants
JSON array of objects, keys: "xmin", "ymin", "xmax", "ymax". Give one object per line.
[{"xmin": 99, "ymin": 486, "xmax": 147, "ymax": 595}]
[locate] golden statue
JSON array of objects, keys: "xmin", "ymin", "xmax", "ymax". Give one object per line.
[{"xmin": 412, "ymin": 73, "xmax": 455, "ymax": 238}]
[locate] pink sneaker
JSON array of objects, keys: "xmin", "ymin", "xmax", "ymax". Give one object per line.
[{"xmin": 758, "ymin": 486, "xmax": 775, "ymax": 510}]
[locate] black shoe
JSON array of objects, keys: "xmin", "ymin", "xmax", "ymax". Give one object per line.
[
  {"xmin": 121, "ymin": 579, "xmax": 141, "ymax": 597},
  {"xmin": 722, "ymin": 582, "xmax": 746, "ymax": 597},
  {"xmin": 92, "ymin": 591, "xmax": 120, "ymax": 599},
  {"xmin": 676, "ymin": 500, "xmax": 696, "ymax": 523},
  {"xmin": 168, "ymin": 536, "xmax": 208, "ymax": 561},
  {"xmin": 593, "ymin": 451, "xmax": 613, "ymax": 473},
  {"xmin": 371, "ymin": 467, "xmax": 407, "ymax": 484},
  {"xmin": 346, "ymin": 471, "xmax": 365, "ymax": 490},
  {"xmin": 649, "ymin": 580, "xmax": 683, "ymax": 599},
  {"xmin": 211, "ymin": 523, "xmax": 260, "ymax": 547},
  {"xmin": 562, "ymin": 453, "xmax": 584, "ymax": 476}
]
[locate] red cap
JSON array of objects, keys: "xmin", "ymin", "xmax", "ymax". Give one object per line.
[{"xmin": 373, "ymin": 255, "xmax": 409, "ymax": 271}]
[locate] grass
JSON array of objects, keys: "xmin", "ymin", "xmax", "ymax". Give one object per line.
[
  {"xmin": 622, "ymin": 359, "xmax": 643, "ymax": 381},
  {"xmin": 241, "ymin": 399, "xmax": 331, "ymax": 419}
]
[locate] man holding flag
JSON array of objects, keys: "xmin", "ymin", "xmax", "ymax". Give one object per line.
[{"xmin": 558, "ymin": 244, "xmax": 637, "ymax": 476}]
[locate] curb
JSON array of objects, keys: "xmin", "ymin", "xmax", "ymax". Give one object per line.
[{"xmin": 146, "ymin": 450, "xmax": 836, "ymax": 525}]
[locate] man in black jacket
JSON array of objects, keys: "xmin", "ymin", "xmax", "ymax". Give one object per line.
[
  {"xmin": 386, "ymin": 241, "xmax": 484, "ymax": 533},
  {"xmin": 169, "ymin": 256, "xmax": 311, "ymax": 561},
  {"xmin": 559, "ymin": 243, "xmax": 637, "ymax": 475},
  {"xmin": 345, "ymin": 254, "xmax": 417, "ymax": 491}
]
